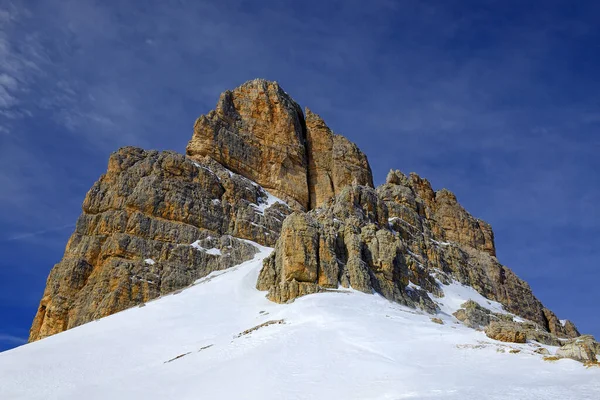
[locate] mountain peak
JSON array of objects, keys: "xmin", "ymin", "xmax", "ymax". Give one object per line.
[
  {"xmin": 26, "ymin": 79, "xmax": 592, "ymax": 372},
  {"xmin": 187, "ymin": 79, "xmax": 373, "ymax": 211}
]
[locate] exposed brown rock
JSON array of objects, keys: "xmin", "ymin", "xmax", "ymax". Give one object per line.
[
  {"xmin": 29, "ymin": 147, "xmax": 292, "ymax": 342},
  {"xmin": 452, "ymin": 300, "xmax": 513, "ymax": 330},
  {"xmin": 187, "ymin": 79, "xmax": 309, "ymax": 210},
  {"xmin": 305, "ymin": 108, "xmax": 373, "ymax": 209},
  {"xmin": 257, "ymin": 214, "xmax": 330, "ymax": 304},
  {"xmin": 186, "ymin": 79, "xmax": 373, "ymax": 211},
  {"xmin": 450, "ymin": 302, "xmax": 564, "ymax": 346},
  {"xmin": 257, "ymin": 184, "xmax": 439, "ymax": 312},
  {"xmin": 433, "ymin": 189, "xmax": 496, "ymax": 257},
  {"xmin": 31, "ymin": 79, "xmax": 585, "ymax": 348},
  {"xmin": 258, "ymin": 169, "xmax": 578, "ymax": 338},
  {"xmin": 32, "ymin": 79, "xmax": 374, "ymax": 342},
  {"xmin": 543, "ymin": 308, "xmax": 580, "ymax": 338},
  {"xmin": 556, "ymin": 335, "xmax": 600, "ymax": 363},
  {"xmin": 563, "ymin": 320, "xmax": 581, "ymax": 338},
  {"xmin": 459, "ymin": 309, "xmax": 564, "ymax": 346},
  {"xmin": 485, "ymin": 321, "xmax": 527, "ymax": 343}
]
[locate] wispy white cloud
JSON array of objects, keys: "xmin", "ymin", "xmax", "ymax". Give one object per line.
[
  {"xmin": 2, "ymin": 224, "xmax": 75, "ymax": 242},
  {"xmin": 0, "ymin": 334, "xmax": 27, "ymax": 345}
]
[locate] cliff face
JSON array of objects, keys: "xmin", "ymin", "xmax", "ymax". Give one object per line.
[
  {"xmin": 186, "ymin": 79, "xmax": 373, "ymax": 211},
  {"xmin": 30, "ymin": 79, "xmax": 578, "ymax": 342},
  {"xmin": 304, "ymin": 108, "xmax": 374, "ymax": 209},
  {"xmin": 186, "ymin": 80, "xmax": 310, "ymax": 210},
  {"xmin": 256, "ymin": 170, "xmax": 576, "ymax": 337},
  {"xmin": 29, "ymin": 148, "xmax": 292, "ymax": 341}
]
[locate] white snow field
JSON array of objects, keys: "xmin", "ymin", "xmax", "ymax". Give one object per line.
[{"xmin": 1, "ymin": 242, "xmax": 598, "ymax": 400}]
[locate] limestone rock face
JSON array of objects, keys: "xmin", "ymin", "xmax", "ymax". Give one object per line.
[
  {"xmin": 29, "ymin": 147, "xmax": 292, "ymax": 342},
  {"xmin": 257, "ymin": 184, "xmax": 441, "ymax": 312},
  {"xmin": 433, "ymin": 189, "xmax": 496, "ymax": 257},
  {"xmin": 187, "ymin": 79, "xmax": 309, "ymax": 210},
  {"xmin": 543, "ymin": 308, "xmax": 581, "ymax": 338},
  {"xmin": 305, "ymin": 108, "xmax": 373, "ymax": 209},
  {"xmin": 563, "ymin": 320, "xmax": 581, "ymax": 338},
  {"xmin": 257, "ymin": 169, "xmax": 580, "ymax": 338},
  {"xmin": 30, "ymin": 79, "xmax": 374, "ymax": 342},
  {"xmin": 186, "ymin": 80, "xmax": 373, "ymax": 211},
  {"xmin": 32, "ymin": 79, "xmax": 585, "ymax": 347}
]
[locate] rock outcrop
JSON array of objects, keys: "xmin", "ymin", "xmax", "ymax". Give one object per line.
[
  {"xmin": 483, "ymin": 319, "xmax": 563, "ymax": 346},
  {"xmin": 186, "ymin": 79, "xmax": 373, "ymax": 211},
  {"xmin": 484, "ymin": 321, "xmax": 600, "ymax": 364},
  {"xmin": 257, "ymin": 184, "xmax": 438, "ymax": 312},
  {"xmin": 31, "ymin": 79, "xmax": 583, "ymax": 346},
  {"xmin": 29, "ymin": 147, "xmax": 292, "ymax": 341},
  {"xmin": 452, "ymin": 300, "xmax": 513, "ymax": 330},
  {"xmin": 485, "ymin": 321, "xmax": 527, "ymax": 343},
  {"xmin": 556, "ymin": 335, "xmax": 600, "ymax": 363},
  {"xmin": 186, "ymin": 79, "xmax": 310, "ymax": 210},
  {"xmin": 305, "ymin": 108, "xmax": 373, "ymax": 209},
  {"xmin": 257, "ymin": 170, "xmax": 580, "ymax": 337},
  {"xmin": 30, "ymin": 79, "xmax": 373, "ymax": 342}
]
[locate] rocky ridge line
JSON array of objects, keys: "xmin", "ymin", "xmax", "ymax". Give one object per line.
[
  {"xmin": 256, "ymin": 170, "xmax": 578, "ymax": 339},
  {"xmin": 30, "ymin": 79, "xmax": 582, "ymax": 348}
]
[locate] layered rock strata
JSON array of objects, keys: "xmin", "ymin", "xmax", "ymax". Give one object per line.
[
  {"xmin": 304, "ymin": 108, "xmax": 374, "ymax": 209},
  {"xmin": 30, "ymin": 79, "xmax": 372, "ymax": 342},
  {"xmin": 31, "ymin": 79, "xmax": 581, "ymax": 346},
  {"xmin": 186, "ymin": 79, "xmax": 373, "ymax": 211},
  {"xmin": 257, "ymin": 170, "xmax": 579, "ymax": 337},
  {"xmin": 29, "ymin": 147, "xmax": 292, "ymax": 341}
]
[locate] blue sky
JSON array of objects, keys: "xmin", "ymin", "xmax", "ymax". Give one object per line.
[{"xmin": 0, "ymin": 0, "xmax": 598, "ymax": 351}]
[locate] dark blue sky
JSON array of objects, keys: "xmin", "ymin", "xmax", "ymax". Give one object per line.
[{"xmin": 1, "ymin": 0, "xmax": 598, "ymax": 351}]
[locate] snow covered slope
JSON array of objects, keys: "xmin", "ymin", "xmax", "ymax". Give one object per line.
[{"xmin": 1, "ymin": 242, "xmax": 598, "ymax": 400}]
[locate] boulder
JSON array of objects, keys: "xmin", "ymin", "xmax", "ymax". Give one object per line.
[
  {"xmin": 485, "ymin": 321, "xmax": 527, "ymax": 344},
  {"xmin": 556, "ymin": 335, "xmax": 600, "ymax": 363},
  {"xmin": 452, "ymin": 300, "xmax": 512, "ymax": 330}
]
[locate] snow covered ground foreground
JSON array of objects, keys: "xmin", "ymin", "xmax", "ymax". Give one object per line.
[{"xmin": 1, "ymin": 242, "xmax": 598, "ymax": 399}]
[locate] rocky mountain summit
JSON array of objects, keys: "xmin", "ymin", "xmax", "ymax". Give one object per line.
[
  {"xmin": 30, "ymin": 79, "xmax": 371, "ymax": 342},
  {"xmin": 29, "ymin": 79, "xmax": 596, "ymax": 364},
  {"xmin": 186, "ymin": 79, "xmax": 373, "ymax": 211}
]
